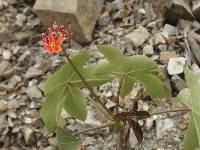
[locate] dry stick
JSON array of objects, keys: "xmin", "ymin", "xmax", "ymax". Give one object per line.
[
  {"xmin": 116, "ymin": 76, "xmax": 123, "ymax": 114},
  {"xmin": 62, "ymin": 50, "xmax": 113, "ymax": 118},
  {"xmin": 73, "ymin": 122, "xmax": 114, "ymax": 136},
  {"xmin": 150, "ymin": 107, "xmax": 190, "ymax": 116}
]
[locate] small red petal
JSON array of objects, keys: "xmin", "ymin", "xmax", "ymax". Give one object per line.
[
  {"xmin": 48, "ymin": 32, "xmax": 55, "ymax": 43},
  {"xmin": 56, "ymin": 37, "xmax": 65, "ymax": 47}
]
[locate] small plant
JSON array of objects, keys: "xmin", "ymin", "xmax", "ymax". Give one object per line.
[{"xmin": 41, "ymin": 23, "xmax": 199, "ymax": 150}]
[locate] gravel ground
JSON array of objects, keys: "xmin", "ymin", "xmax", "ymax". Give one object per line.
[{"xmin": 1, "ymin": 0, "xmax": 200, "ymax": 149}]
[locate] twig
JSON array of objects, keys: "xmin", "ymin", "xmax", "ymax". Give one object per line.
[
  {"xmin": 62, "ymin": 50, "xmax": 113, "ymax": 118},
  {"xmin": 184, "ymin": 32, "xmax": 192, "ymax": 67},
  {"xmin": 73, "ymin": 122, "xmax": 114, "ymax": 136},
  {"xmin": 116, "ymin": 76, "xmax": 123, "ymax": 113},
  {"xmin": 150, "ymin": 107, "xmax": 190, "ymax": 116}
]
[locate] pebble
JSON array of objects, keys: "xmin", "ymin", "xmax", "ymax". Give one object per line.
[
  {"xmin": 106, "ymin": 91, "xmax": 112, "ymax": 97},
  {"xmin": 156, "ymin": 118, "xmax": 175, "ymax": 139},
  {"xmin": 24, "ymin": 117, "xmax": 32, "ymax": 124},
  {"xmin": 14, "ymin": 31, "xmax": 30, "ymax": 45},
  {"xmin": 26, "ymin": 86, "xmax": 42, "ymax": 99},
  {"xmin": 161, "ymin": 24, "xmax": 177, "ymax": 38},
  {"xmin": 23, "ymin": 127, "xmax": 34, "ymax": 145},
  {"xmin": 0, "ymin": 0, "xmax": 4, "ymax": 10},
  {"xmin": 24, "ymin": 66, "xmax": 44, "ymax": 79},
  {"xmin": 0, "ymin": 101, "xmax": 8, "ymax": 112},
  {"xmin": 153, "ymin": 33, "xmax": 166, "ymax": 45},
  {"xmin": 171, "ymin": 75, "xmax": 187, "ymax": 91},
  {"xmin": 143, "ymin": 45, "xmax": 154, "ymax": 56},
  {"xmin": 83, "ymin": 137, "xmax": 96, "ymax": 145},
  {"xmin": 159, "ymin": 51, "xmax": 177, "ymax": 64},
  {"xmin": 7, "ymin": 110, "xmax": 17, "ymax": 119},
  {"xmin": 0, "ymin": 60, "xmax": 11, "ymax": 76},
  {"xmin": 99, "ymin": 12, "xmax": 110, "ymax": 26},
  {"xmin": 2, "ymin": 50, "xmax": 12, "ymax": 60},
  {"xmin": 126, "ymin": 26, "xmax": 149, "ymax": 47},
  {"xmin": 167, "ymin": 57, "xmax": 186, "ymax": 75},
  {"xmin": 15, "ymin": 13, "xmax": 27, "ymax": 27}
]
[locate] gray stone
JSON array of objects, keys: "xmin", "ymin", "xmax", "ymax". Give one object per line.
[
  {"xmin": 15, "ymin": 13, "xmax": 27, "ymax": 27},
  {"xmin": 83, "ymin": 137, "xmax": 96, "ymax": 145},
  {"xmin": 126, "ymin": 26, "xmax": 149, "ymax": 47},
  {"xmin": 24, "ymin": 66, "xmax": 44, "ymax": 79},
  {"xmin": 163, "ymin": 118, "xmax": 174, "ymax": 130},
  {"xmin": 161, "ymin": 24, "xmax": 177, "ymax": 38},
  {"xmin": 0, "ymin": 0, "xmax": 4, "ymax": 10},
  {"xmin": 171, "ymin": 75, "xmax": 187, "ymax": 91},
  {"xmin": 99, "ymin": 12, "xmax": 110, "ymax": 26},
  {"xmin": 156, "ymin": 118, "xmax": 174, "ymax": 139},
  {"xmin": 0, "ymin": 60, "xmax": 11, "ymax": 77},
  {"xmin": 26, "ymin": 86, "xmax": 42, "ymax": 99},
  {"xmin": 165, "ymin": 0, "xmax": 195, "ymax": 25},
  {"xmin": 143, "ymin": 45, "xmax": 154, "ymax": 56},
  {"xmin": 34, "ymin": 0, "xmax": 103, "ymax": 44},
  {"xmin": 144, "ymin": 2, "xmax": 157, "ymax": 20},
  {"xmin": 10, "ymin": 75, "xmax": 22, "ymax": 87},
  {"xmin": 14, "ymin": 31, "xmax": 30, "ymax": 45}
]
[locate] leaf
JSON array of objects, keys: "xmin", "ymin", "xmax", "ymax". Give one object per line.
[
  {"xmin": 42, "ymin": 52, "xmax": 112, "ymax": 132},
  {"xmin": 128, "ymin": 120, "xmax": 143, "ymax": 143},
  {"xmin": 56, "ymin": 127, "xmax": 80, "ymax": 150},
  {"xmin": 177, "ymin": 67, "xmax": 200, "ymax": 150},
  {"xmin": 96, "ymin": 45, "xmax": 170, "ymax": 99},
  {"xmin": 63, "ymin": 86, "xmax": 87, "ymax": 121}
]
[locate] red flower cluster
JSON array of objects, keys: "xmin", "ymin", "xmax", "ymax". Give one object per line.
[{"xmin": 41, "ymin": 22, "xmax": 73, "ymax": 54}]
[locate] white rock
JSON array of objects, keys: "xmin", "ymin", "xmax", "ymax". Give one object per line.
[
  {"xmin": 126, "ymin": 26, "xmax": 149, "ymax": 47},
  {"xmin": 163, "ymin": 118, "xmax": 174, "ymax": 130},
  {"xmin": 143, "ymin": 45, "xmax": 154, "ymax": 56},
  {"xmin": 138, "ymin": 8, "xmax": 146, "ymax": 14},
  {"xmin": 106, "ymin": 91, "xmax": 112, "ymax": 97},
  {"xmin": 85, "ymin": 109, "xmax": 102, "ymax": 126},
  {"xmin": 106, "ymin": 100, "xmax": 116, "ymax": 109},
  {"xmin": 161, "ymin": 24, "xmax": 177, "ymax": 38},
  {"xmin": 2, "ymin": 50, "xmax": 12, "ymax": 60},
  {"xmin": 24, "ymin": 117, "xmax": 32, "ymax": 124},
  {"xmin": 167, "ymin": 57, "xmax": 186, "ymax": 75}
]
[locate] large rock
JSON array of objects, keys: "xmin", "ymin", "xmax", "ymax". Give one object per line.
[
  {"xmin": 33, "ymin": 0, "xmax": 103, "ymax": 44},
  {"xmin": 165, "ymin": 0, "xmax": 195, "ymax": 25}
]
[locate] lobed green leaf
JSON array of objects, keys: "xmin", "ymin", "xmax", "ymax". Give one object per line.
[
  {"xmin": 56, "ymin": 127, "xmax": 80, "ymax": 150},
  {"xmin": 177, "ymin": 67, "xmax": 200, "ymax": 150},
  {"xmin": 96, "ymin": 45, "xmax": 170, "ymax": 99}
]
